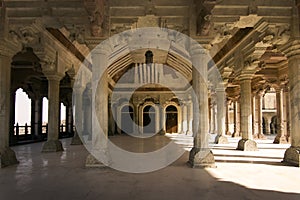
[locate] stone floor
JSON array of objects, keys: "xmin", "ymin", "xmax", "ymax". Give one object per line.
[{"xmin": 1, "ymin": 134, "xmax": 300, "ymax": 200}]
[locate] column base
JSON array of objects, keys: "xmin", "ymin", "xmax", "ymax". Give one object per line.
[
  {"xmin": 186, "ymin": 130, "xmax": 192, "ymax": 136},
  {"xmin": 188, "ymin": 147, "xmax": 216, "ymax": 168},
  {"xmin": 231, "ymin": 132, "xmax": 240, "ymax": 138},
  {"xmin": 273, "ymin": 136, "xmax": 288, "ymax": 144},
  {"xmin": 85, "ymin": 154, "xmax": 107, "ymax": 168},
  {"xmin": 71, "ymin": 134, "xmax": 83, "ymax": 145},
  {"xmin": 226, "ymin": 131, "xmax": 232, "ymax": 136},
  {"xmin": 237, "ymin": 139, "xmax": 257, "ymax": 151},
  {"xmin": 283, "ymin": 147, "xmax": 300, "ymax": 167},
  {"xmin": 214, "ymin": 135, "xmax": 228, "ymax": 144},
  {"xmin": 42, "ymin": 140, "xmax": 64, "ymax": 152},
  {"xmin": 158, "ymin": 130, "xmax": 166, "ymax": 135},
  {"xmin": 253, "ymin": 134, "xmax": 266, "ymax": 140},
  {"xmin": 0, "ymin": 147, "xmax": 19, "ymax": 168}
]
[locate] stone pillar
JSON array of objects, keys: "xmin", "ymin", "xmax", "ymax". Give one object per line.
[
  {"xmin": 181, "ymin": 103, "xmax": 188, "ymax": 134},
  {"xmin": 32, "ymin": 98, "xmax": 42, "ymax": 139},
  {"xmin": 214, "ymin": 87, "xmax": 228, "ymax": 144},
  {"xmin": 254, "ymin": 92, "xmax": 265, "ymax": 139},
  {"xmin": 188, "ymin": 46, "xmax": 215, "ymax": 168},
  {"xmin": 67, "ymin": 105, "xmax": 73, "ymax": 134},
  {"xmin": 225, "ymin": 101, "xmax": 231, "ymax": 135},
  {"xmin": 0, "ymin": 53, "xmax": 19, "ymax": 167},
  {"xmin": 85, "ymin": 46, "xmax": 110, "ymax": 167},
  {"xmin": 282, "ymin": 44, "xmax": 300, "ymax": 166},
  {"xmin": 42, "ymin": 74, "xmax": 64, "ymax": 152},
  {"xmin": 232, "ymin": 100, "xmax": 240, "ymax": 137},
  {"xmin": 210, "ymin": 102, "xmax": 217, "ymax": 134},
  {"xmin": 71, "ymin": 85, "xmax": 84, "ymax": 145},
  {"xmin": 284, "ymin": 86, "xmax": 291, "ymax": 142},
  {"xmin": 160, "ymin": 105, "xmax": 166, "ymax": 135},
  {"xmin": 186, "ymin": 100, "xmax": 193, "ymax": 135},
  {"xmin": 237, "ymin": 75, "xmax": 257, "ymax": 151},
  {"xmin": 274, "ymin": 87, "xmax": 288, "ymax": 144}
]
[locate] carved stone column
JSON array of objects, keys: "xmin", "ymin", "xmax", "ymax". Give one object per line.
[
  {"xmin": 188, "ymin": 46, "xmax": 215, "ymax": 168},
  {"xmin": 85, "ymin": 45, "xmax": 110, "ymax": 167},
  {"xmin": 274, "ymin": 87, "xmax": 288, "ymax": 144},
  {"xmin": 181, "ymin": 103, "xmax": 188, "ymax": 134},
  {"xmin": 232, "ymin": 99, "xmax": 241, "ymax": 137},
  {"xmin": 225, "ymin": 101, "xmax": 232, "ymax": 135},
  {"xmin": 0, "ymin": 53, "xmax": 19, "ymax": 167},
  {"xmin": 254, "ymin": 92, "xmax": 265, "ymax": 139},
  {"xmin": 282, "ymin": 41, "xmax": 300, "ymax": 166},
  {"xmin": 71, "ymin": 85, "xmax": 84, "ymax": 145},
  {"xmin": 237, "ymin": 75, "xmax": 257, "ymax": 151},
  {"xmin": 186, "ymin": 99, "xmax": 193, "ymax": 135},
  {"xmin": 209, "ymin": 102, "xmax": 215, "ymax": 134},
  {"xmin": 214, "ymin": 87, "xmax": 228, "ymax": 144},
  {"xmin": 42, "ymin": 74, "xmax": 64, "ymax": 152}
]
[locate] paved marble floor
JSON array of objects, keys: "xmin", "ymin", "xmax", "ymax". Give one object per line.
[{"xmin": 1, "ymin": 134, "xmax": 300, "ymax": 200}]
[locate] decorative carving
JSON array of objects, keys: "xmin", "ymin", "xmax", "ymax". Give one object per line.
[
  {"xmin": 263, "ymin": 25, "xmax": 290, "ymax": 47},
  {"xmin": 85, "ymin": 0, "xmax": 109, "ymax": 37},
  {"xmin": 234, "ymin": 14, "xmax": 263, "ymax": 29},
  {"xmin": 9, "ymin": 26, "xmax": 39, "ymax": 48},
  {"xmin": 67, "ymin": 25, "xmax": 85, "ymax": 44},
  {"xmin": 137, "ymin": 15, "xmax": 160, "ymax": 28},
  {"xmin": 210, "ymin": 24, "xmax": 234, "ymax": 46}
]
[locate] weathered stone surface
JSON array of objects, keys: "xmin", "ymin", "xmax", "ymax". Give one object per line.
[
  {"xmin": 283, "ymin": 147, "xmax": 300, "ymax": 167},
  {"xmin": 214, "ymin": 135, "xmax": 229, "ymax": 144},
  {"xmin": 188, "ymin": 147, "xmax": 216, "ymax": 168},
  {"xmin": 0, "ymin": 147, "xmax": 19, "ymax": 168},
  {"xmin": 273, "ymin": 136, "xmax": 288, "ymax": 144},
  {"xmin": 71, "ymin": 133, "xmax": 83, "ymax": 145},
  {"xmin": 237, "ymin": 139, "xmax": 257, "ymax": 151},
  {"xmin": 41, "ymin": 140, "xmax": 64, "ymax": 152},
  {"xmin": 85, "ymin": 154, "xmax": 106, "ymax": 168}
]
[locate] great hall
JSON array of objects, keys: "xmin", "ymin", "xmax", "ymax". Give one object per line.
[{"xmin": 0, "ymin": 0, "xmax": 300, "ymax": 199}]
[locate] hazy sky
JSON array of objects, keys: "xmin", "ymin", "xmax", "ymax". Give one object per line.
[{"xmin": 15, "ymin": 89, "xmax": 66, "ymax": 125}]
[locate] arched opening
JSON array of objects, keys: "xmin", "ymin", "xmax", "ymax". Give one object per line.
[
  {"xmin": 165, "ymin": 105, "xmax": 178, "ymax": 133},
  {"xmin": 60, "ymin": 103, "xmax": 66, "ymax": 133},
  {"xmin": 270, "ymin": 116, "xmax": 277, "ymax": 135},
  {"xmin": 42, "ymin": 97, "xmax": 48, "ymax": 134},
  {"xmin": 121, "ymin": 105, "xmax": 134, "ymax": 134},
  {"xmin": 145, "ymin": 50, "xmax": 153, "ymax": 64},
  {"xmin": 15, "ymin": 88, "xmax": 31, "ymax": 136},
  {"xmin": 143, "ymin": 105, "xmax": 156, "ymax": 134},
  {"xmin": 262, "ymin": 117, "xmax": 266, "ymax": 134}
]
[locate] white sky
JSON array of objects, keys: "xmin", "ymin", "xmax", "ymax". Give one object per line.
[{"xmin": 15, "ymin": 89, "xmax": 66, "ymax": 125}]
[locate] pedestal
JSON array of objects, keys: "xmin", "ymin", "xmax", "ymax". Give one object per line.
[
  {"xmin": 0, "ymin": 147, "xmax": 19, "ymax": 168},
  {"xmin": 283, "ymin": 147, "xmax": 300, "ymax": 167},
  {"xmin": 42, "ymin": 140, "xmax": 64, "ymax": 152},
  {"xmin": 214, "ymin": 135, "xmax": 228, "ymax": 144},
  {"xmin": 71, "ymin": 130, "xmax": 83, "ymax": 145},
  {"xmin": 188, "ymin": 147, "xmax": 216, "ymax": 168},
  {"xmin": 237, "ymin": 139, "xmax": 257, "ymax": 151},
  {"xmin": 85, "ymin": 154, "xmax": 106, "ymax": 168}
]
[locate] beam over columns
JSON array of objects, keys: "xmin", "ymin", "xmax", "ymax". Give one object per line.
[
  {"xmin": 188, "ymin": 45, "xmax": 215, "ymax": 168},
  {"xmin": 0, "ymin": 53, "xmax": 19, "ymax": 168},
  {"xmin": 237, "ymin": 75, "xmax": 258, "ymax": 151}
]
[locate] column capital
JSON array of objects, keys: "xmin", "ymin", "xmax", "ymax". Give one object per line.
[{"xmin": 280, "ymin": 40, "xmax": 300, "ymax": 59}]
